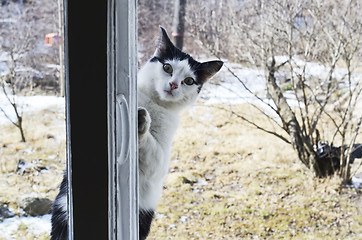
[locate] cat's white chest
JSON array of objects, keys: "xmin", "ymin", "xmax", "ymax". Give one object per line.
[{"xmin": 138, "ymin": 90, "xmax": 180, "ymax": 210}]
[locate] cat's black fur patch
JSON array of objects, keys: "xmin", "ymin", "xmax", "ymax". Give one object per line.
[
  {"xmin": 139, "ymin": 209, "xmax": 155, "ymax": 240},
  {"xmin": 154, "ymin": 27, "xmax": 190, "ymax": 62},
  {"xmin": 193, "ymin": 60, "xmax": 224, "ymax": 84},
  {"xmin": 153, "ymin": 27, "xmax": 223, "ymax": 89},
  {"xmin": 50, "ymin": 173, "xmax": 68, "ymax": 240}
]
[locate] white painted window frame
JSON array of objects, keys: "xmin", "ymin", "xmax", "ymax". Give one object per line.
[
  {"xmin": 64, "ymin": 0, "xmax": 138, "ymax": 239},
  {"xmin": 108, "ymin": 0, "xmax": 139, "ymax": 239}
]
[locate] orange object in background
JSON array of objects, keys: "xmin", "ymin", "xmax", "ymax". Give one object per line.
[{"xmin": 45, "ymin": 33, "xmax": 61, "ymax": 46}]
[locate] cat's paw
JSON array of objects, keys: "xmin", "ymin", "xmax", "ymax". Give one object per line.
[{"xmin": 138, "ymin": 107, "xmax": 151, "ymax": 135}]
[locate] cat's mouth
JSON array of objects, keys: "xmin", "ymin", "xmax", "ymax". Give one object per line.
[{"xmin": 164, "ymin": 90, "xmax": 174, "ymax": 96}]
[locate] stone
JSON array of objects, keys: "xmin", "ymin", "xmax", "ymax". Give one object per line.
[
  {"xmin": 0, "ymin": 204, "xmax": 15, "ymax": 221},
  {"xmin": 20, "ymin": 198, "xmax": 52, "ymax": 217}
]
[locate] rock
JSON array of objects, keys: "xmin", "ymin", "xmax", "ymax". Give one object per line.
[
  {"xmin": 20, "ymin": 198, "xmax": 52, "ymax": 217},
  {"xmin": 0, "ymin": 204, "xmax": 15, "ymax": 221}
]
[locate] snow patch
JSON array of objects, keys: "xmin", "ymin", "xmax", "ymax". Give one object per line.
[
  {"xmin": 0, "ymin": 94, "xmax": 65, "ymax": 125},
  {"xmin": 0, "ymin": 214, "xmax": 51, "ymax": 239}
]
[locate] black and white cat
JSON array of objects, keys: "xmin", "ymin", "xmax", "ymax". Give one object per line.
[
  {"xmin": 137, "ymin": 27, "xmax": 222, "ymax": 239},
  {"xmin": 50, "ymin": 27, "xmax": 223, "ymax": 240}
]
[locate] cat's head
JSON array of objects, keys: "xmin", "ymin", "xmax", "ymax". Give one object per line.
[{"xmin": 140, "ymin": 27, "xmax": 223, "ymax": 109}]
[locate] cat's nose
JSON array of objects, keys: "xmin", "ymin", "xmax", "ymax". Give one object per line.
[{"xmin": 169, "ymin": 82, "xmax": 178, "ymax": 90}]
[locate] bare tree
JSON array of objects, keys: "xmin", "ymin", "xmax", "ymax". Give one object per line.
[
  {"xmin": 186, "ymin": 0, "xmax": 362, "ymax": 181},
  {"xmin": 0, "ymin": 0, "xmax": 59, "ymax": 141},
  {"xmin": 0, "ymin": 0, "xmax": 61, "ymax": 93},
  {"xmin": 138, "ymin": 0, "xmax": 174, "ymax": 63},
  {"xmin": 0, "ymin": 52, "xmax": 26, "ymax": 142},
  {"xmin": 0, "ymin": 2, "xmax": 35, "ymax": 142}
]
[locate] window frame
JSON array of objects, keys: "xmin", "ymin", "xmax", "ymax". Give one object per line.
[{"xmin": 64, "ymin": 0, "xmax": 138, "ymax": 239}]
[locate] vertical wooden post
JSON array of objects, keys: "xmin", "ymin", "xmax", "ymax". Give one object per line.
[{"xmin": 172, "ymin": 0, "xmax": 187, "ymax": 50}]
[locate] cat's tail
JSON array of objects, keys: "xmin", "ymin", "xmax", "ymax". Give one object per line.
[{"xmin": 50, "ymin": 173, "xmax": 69, "ymax": 240}]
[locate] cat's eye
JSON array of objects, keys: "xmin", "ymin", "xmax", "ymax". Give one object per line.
[
  {"xmin": 184, "ymin": 77, "xmax": 194, "ymax": 85},
  {"xmin": 163, "ymin": 63, "xmax": 173, "ymax": 74}
]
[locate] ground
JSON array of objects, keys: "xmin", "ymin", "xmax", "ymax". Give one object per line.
[
  {"xmin": 148, "ymin": 103, "xmax": 362, "ymax": 240},
  {"xmin": 0, "ymin": 102, "xmax": 65, "ymax": 240},
  {"xmin": 0, "ymin": 99, "xmax": 361, "ymax": 239}
]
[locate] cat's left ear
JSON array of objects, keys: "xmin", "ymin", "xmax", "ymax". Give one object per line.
[
  {"xmin": 198, "ymin": 60, "xmax": 224, "ymax": 83},
  {"xmin": 154, "ymin": 27, "xmax": 175, "ymax": 57}
]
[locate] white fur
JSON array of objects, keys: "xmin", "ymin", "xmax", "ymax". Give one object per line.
[
  {"xmin": 58, "ymin": 194, "xmax": 67, "ymax": 214},
  {"xmin": 138, "ymin": 59, "xmax": 199, "ymax": 210}
]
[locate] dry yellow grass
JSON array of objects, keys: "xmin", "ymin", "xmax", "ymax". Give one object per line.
[
  {"xmin": 148, "ymin": 102, "xmax": 362, "ymax": 240},
  {"xmin": 0, "ymin": 104, "xmax": 65, "ymax": 233},
  {"xmin": 0, "ymin": 101, "xmax": 361, "ymax": 239}
]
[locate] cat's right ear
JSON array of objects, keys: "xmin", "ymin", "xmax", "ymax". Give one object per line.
[
  {"xmin": 197, "ymin": 60, "xmax": 224, "ymax": 83},
  {"xmin": 154, "ymin": 27, "xmax": 175, "ymax": 57}
]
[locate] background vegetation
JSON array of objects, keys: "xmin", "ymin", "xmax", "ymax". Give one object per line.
[{"xmin": 0, "ymin": 0, "xmax": 361, "ymax": 239}]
